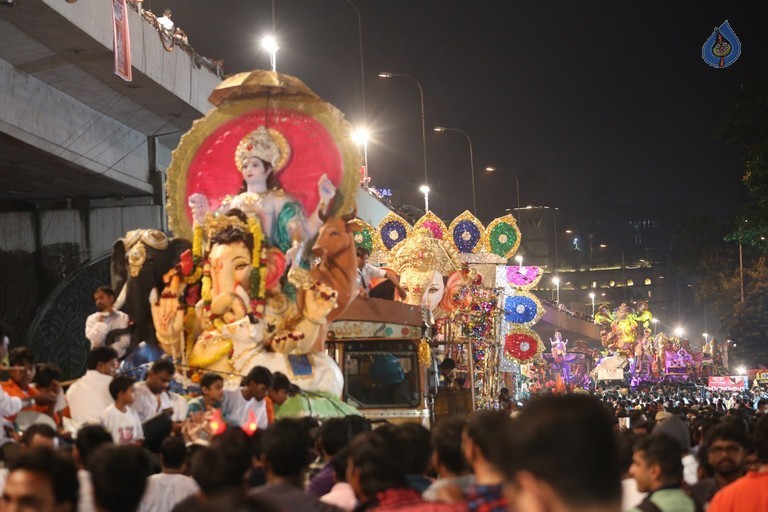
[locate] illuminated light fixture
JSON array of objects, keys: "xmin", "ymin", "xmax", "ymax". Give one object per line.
[
  {"xmin": 626, "ymin": 279, "xmax": 634, "ymax": 286},
  {"xmin": 645, "ymin": 278, "xmax": 652, "ymax": 285},
  {"xmin": 261, "ymin": 35, "xmax": 279, "ymax": 72}
]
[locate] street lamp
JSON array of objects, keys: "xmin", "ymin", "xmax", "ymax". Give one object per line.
[
  {"xmin": 434, "ymin": 126, "xmax": 476, "ymax": 216},
  {"xmin": 261, "ymin": 35, "xmax": 279, "ymax": 72},
  {"xmin": 514, "ymin": 254, "xmax": 523, "ymax": 266},
  {"xmin": 485, "ymin": 166, "xmax": 521, "ymax": 224},
  {"xmin": 652, "ymin": 317, "xmax": 659, "ymax": 335},
  {"xmin": 351, "ymin": 128, "xmax": 369, "ymax": 183},
  {"xmin": 419, "ymin": 185, "xmax": 430, "ymax": 212},
  {"xmin": 674, "ymin": 326, "xmax": 684, "ymax": 337},
  {"xmin": 552, "ymin": 277, "xmax": 560, "ymax": 304},
  {"xmin": 703, "ymin": 332, "xmax": 709, "ymax": 346},
  {"xmin": 589, "ymin": 292, "xmax": 595, "ymax": 317},
  {"xmin": 600, "ymin": 244, "xmax": 626, "ymax": 300},
  {"xmin": 379, "ymin": 72, "xmax": 428, "ymax": 186}
]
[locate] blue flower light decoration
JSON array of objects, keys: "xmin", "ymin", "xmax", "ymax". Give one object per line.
[
  {"xmin": 504, "ymin": 295, "xmax": 539, "ymax": 324},
  {"xmin": 380, "ymin": 220, "xmax": 408, "ymax": 250},
  {"xmin": 452, "ymin": 219, "xmax": 481, "ymax": 253}
]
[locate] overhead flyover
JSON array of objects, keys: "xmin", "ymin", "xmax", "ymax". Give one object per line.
[{"xmin": 0, "ymin": 0, "xmax": 220, "ymax": 208}]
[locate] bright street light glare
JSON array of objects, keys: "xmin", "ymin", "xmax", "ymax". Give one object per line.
[
  {"xmin": 433, "ymin": 126, "xmax": 445, "ymax": 133},
  {"xmin": 589, "ymin": 292, "xmax": 595, "ymax": 299},
  {"xmin": 485, "ymin": 166, "xmax": 497, "ymax": 172},
  {"xmin": 351, "ymin": 128, "xmax": 369, "ymax": 145},
  {"xmin": 674, "ymin": 327, "xmax": 684, "ymax": 337},
  {"xmin": 552, "ymin": 277, "xmax": 560, "ymax": 285},
  {"xmin": 599, "ymin": 244, "xmax": 607, "ymax": 248},
  {"xmin": 703, "ymin": 332, "xmax": 708, "ymax": 338},
  {"xmin": 378, "ymin": 72, "xmax": 393, "ymax": 78},
  {"xmin": 261, "ymin": 35, "xmax": 278, "ymax": 53},
  {"xmin": 419, "ymin": 185, "xmax": 430, "ymax": 194},
  {"xmin": 736, "ymin": 366, "xmax": 746, "ymax": 375},
  {"xmin": 514, "ymin": 255, "xmax": 523, "ymax": 265},
  {"xmin": 652, "ymin": 318, "xmax": 659, "ymax": 324}
]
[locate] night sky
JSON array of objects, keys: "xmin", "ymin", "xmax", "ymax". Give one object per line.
[{"xmin": 155, "ymin": 1, "xmax": 766, "ymax": 223}]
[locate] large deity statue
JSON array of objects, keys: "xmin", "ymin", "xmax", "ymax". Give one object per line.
[{"xmin": 115, "ymin": 70, "xmax": 361, "ymax": 402}]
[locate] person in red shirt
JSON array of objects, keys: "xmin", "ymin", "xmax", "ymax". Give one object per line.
[{"xmin": 709, "ymin": 415, "xmax": 768, "ymax": 512}]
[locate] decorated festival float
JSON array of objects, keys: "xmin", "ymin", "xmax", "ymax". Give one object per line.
[
  {"xmin": 589, "ymin": 301, "xmax": 729, "ymax": 388},
  {"xmin": 341, "ymin": 209, "xmax": 551, "ymax": 419},
  {"xmin": 107, "ymin": 68, "xmax": 734, "ymax": 425},
  {"xmin": 113, "ymin": 70, "xmax": 365, "ymax": 418}
]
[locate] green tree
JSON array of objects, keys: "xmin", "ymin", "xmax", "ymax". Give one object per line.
[
  {"xmin": 670, "ymin": 217, "xmax": 740, "ymax": 333},
  {"xmin": 729, "ymin": 263, "xmax": 768, "ymax": 368},
  {"xmin": 721, "ymin": 80, "xmax": 768, "ymax": 244}
]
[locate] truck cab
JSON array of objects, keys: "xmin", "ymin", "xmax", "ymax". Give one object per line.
[{"xmin": 327, "ymin": 298, "xmax": 432, "ymax": 426}]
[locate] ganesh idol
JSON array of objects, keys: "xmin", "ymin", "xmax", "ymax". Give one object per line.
[{"xmin": 151, "ymin": 209, "xmax": 346, "ymax": 395}]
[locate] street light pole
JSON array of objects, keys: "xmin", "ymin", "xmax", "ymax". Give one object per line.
[
  {"xmin": 344, "ymin": 0, "xmax": 366, "ymax": 130},
  {"xmin": 485, "ymin": 167, "xmax": 520, "ymax": 219},
  {"xmin": 434, "ymin": 126, "xmax": 476, "ymax": 216},
  {"xmin": 352, "ymin": 128, "xmax": 369, "ymax": 183},
  {"xmin": 379, "ymin": 72, "xmax": 428, "ymax": 186},
  {"xmin": 552, "ymin": 277, "xmax": 560, "ymax": 304},
  {"xmin": 419, "ymin": 185, "xmax": 430, "ymax": 212},
  {"xmin": 589, "ymin": 292, "xmax": 595, "ymax": 317},
  {"xmin": 600, "ymin": 244, "xmax": 626, "ymax": 301}
]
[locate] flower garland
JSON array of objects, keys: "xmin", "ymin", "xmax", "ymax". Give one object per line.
[
  {"xmin": 188, "ymin": 337, "xmax": 233, "ymax": 368},
  {"xmin": 248, "ymin": 218, "xmax": 268, "ymax": 317},
  {"xmin": 185, "ymin": 225, "xmax": 205, "ymax": 284}
]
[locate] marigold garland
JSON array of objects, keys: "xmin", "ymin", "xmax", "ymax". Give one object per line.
[
  {"xmin": 248, "ymin": 218, "xmax": 268, "ymax": 317},
  {"xmin": 188, "ymin": 337, "xmax": 233, "ymax": 368}
]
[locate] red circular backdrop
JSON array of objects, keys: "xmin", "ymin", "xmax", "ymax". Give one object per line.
[{"xmin": 184, "ymin": 108, "xmax": 344, "ymax": 224}]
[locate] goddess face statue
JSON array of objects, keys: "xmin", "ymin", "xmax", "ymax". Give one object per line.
[
  {"xmin": 399, "ymin": 269, "xmax": 445, "ymax": 310},
  {"xmin": 388, "ymin": 229, "xmax": 461, "ymax": 314}
]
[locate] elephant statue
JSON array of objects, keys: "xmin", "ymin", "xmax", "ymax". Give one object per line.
[{"xmin": 111, "ymin": 229, "xmax": 191, "ymax": 352}]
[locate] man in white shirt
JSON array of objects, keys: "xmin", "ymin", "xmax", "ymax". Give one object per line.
[
  {"xmin": 65, "ymin": 346, "xmax": 119, "ymax": 432},
  {"xmin": 133, "ymin": 360, "xmax": 187, "ymax": 451},
  {"xmin": 140, "ymin": 436, "xmax": 198, "ymax": 512},
  {"xmin": 356, "ymin": 247, "xmax": 405, "ymax": 299},
  {"xmin": 222, "ymin": 366, "xmax": 271, "ymax": 430},
  {"xmin": 132, "ymin": 359, "xmax": 182, "ymax": 421},
  {"xmin": 85, "ymin": 286, "xmax": 131, "ymax": 358},
  {"xmin": 156, "ymin": 9, "xmax": 174, "ymax": 31}
]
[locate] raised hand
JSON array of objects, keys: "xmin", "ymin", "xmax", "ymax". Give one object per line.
[{"xmin": 188, "ymin": 193, "xmax": 210, "ymax": 225}]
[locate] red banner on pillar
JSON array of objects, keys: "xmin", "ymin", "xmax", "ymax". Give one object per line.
[{"xmin": 112, "ymin": 0, "xmax": 132, "ymax": 81}]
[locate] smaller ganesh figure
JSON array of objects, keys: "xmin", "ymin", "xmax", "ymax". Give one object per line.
[{"xmin": 610, "ymin": 303, "xmax": 638, "ymax": 356}]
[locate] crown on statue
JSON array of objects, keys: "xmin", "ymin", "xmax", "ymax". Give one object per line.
[
  {"xmin": 203, "ymin": 212, "xmax": 249, "ymax": 240},
  {"xmin": 234, "ymin": 126, "xmax": 291, "ymax": 172},
  {"xmin": 357, "ymin": 210, "xmax": 521, "ymax": 265},
  {"xmin": 387, "ymin": 228, "xmax": 461, "ymax": 275}
]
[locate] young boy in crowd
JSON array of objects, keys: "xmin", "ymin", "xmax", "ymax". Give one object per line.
[
  {"xmin": 187, "ymin": 373, "xmax": 224, "ymax": 417},
  {"xmin": 100, "ymin": 375, "xmax": 144, "ymax": 445}
]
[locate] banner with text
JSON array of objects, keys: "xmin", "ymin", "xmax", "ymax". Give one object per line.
[
  {"xmin": 112, "ymin": 0, "xmax": 132, "ymax": 81},
  {"xmin": 708, "ymin": 376, "xmax": 748, "ymax": 391}
]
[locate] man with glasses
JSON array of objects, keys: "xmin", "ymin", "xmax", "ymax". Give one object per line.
[{"xmin": 689, "ymin": 423, "xmax": 748, "ymax": 511}]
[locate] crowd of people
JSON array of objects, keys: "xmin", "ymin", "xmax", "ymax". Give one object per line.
[{"xmin": 0, "ymin": 332, "xmax": 764, "ymax": 512}]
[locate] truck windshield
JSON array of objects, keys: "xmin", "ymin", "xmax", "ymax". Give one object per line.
[{"xmin": 343, "ymin": 340, "xmax": 421, "ymax": 408}]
